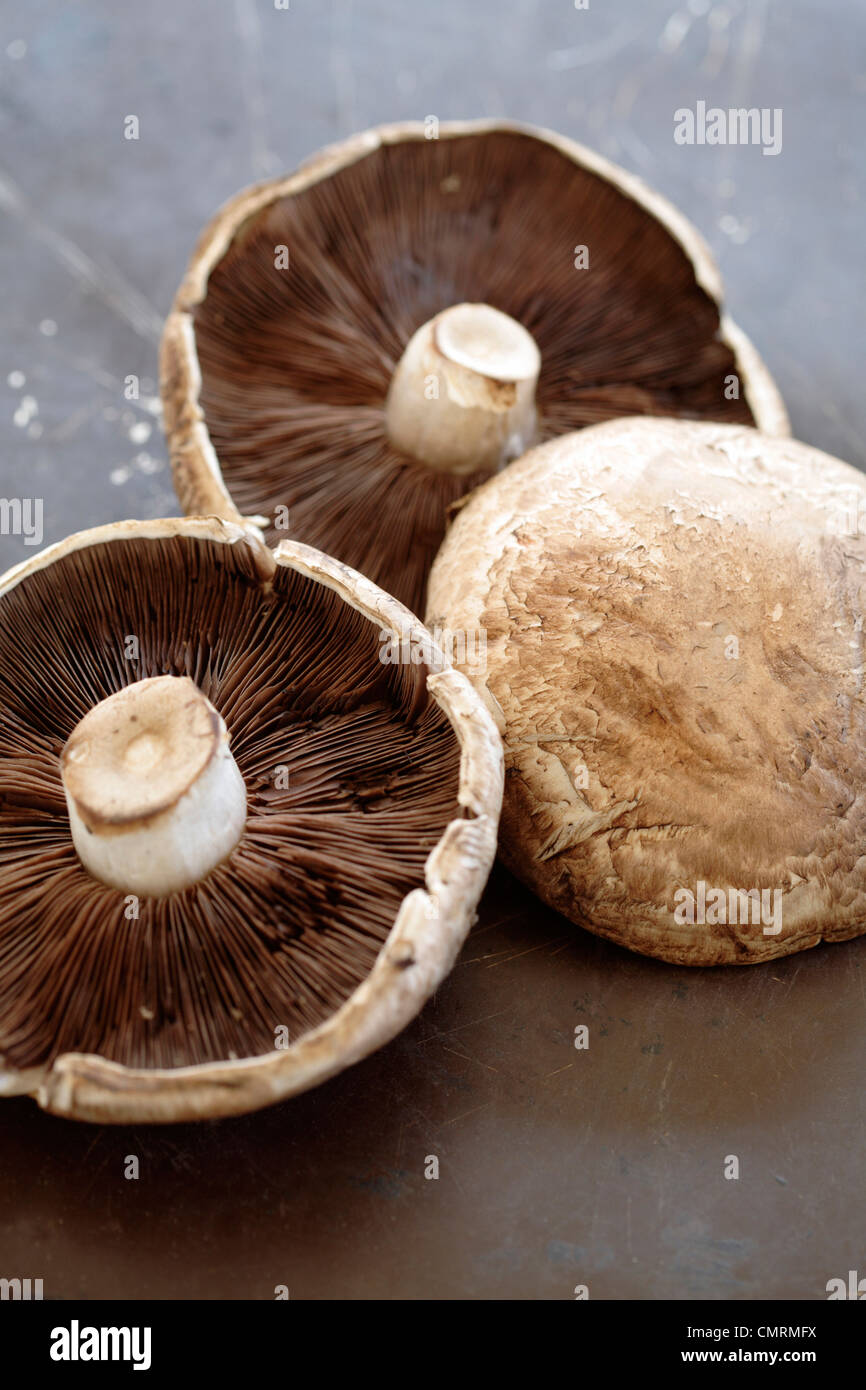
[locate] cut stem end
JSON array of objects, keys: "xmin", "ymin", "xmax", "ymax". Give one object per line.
[
  {"xmin": 60, "ymin": 676, "xmax": 246, "ymax": 898},
  {"xmin": 385, "ymin": 302, "xmax": 541, "ymax": 476}
]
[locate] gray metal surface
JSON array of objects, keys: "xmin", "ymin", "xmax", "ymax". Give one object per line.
[{"xmin": 0, "ymin": 0, "xmax": 863, "ymax": 1299}]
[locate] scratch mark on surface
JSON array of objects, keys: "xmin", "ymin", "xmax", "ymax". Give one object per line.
[
  {"xmin": 330, "ymin": 0, "xmax": 359, "ymax": 134},
  {"xmin": 441, "ymin": 1046, "xmax": 498, "ymax": 1073},
  {"xmin": 0, "ymin": 169, "xmax": 163, "ymax": 343},
  {"xmin": 462, "ymin": 941, "xmax": 527, "ymax": 965},
  {"xmin": 659, "ymin": 10, "xmax": 693, "ymax": 55},
  {"xmin": 82, "ymin": 1129, "xmax": 104, "ymax": 1164},
  {"xmin": 616, "ymin": 126, "xmax": 656, "ymax": 171},
  {"xmin": 659, "ymin": 1059, "xmax": 673, "ymax": 1110},
  {"xmin": 822, "ymin": 401, "xmax": 863, "ymax": 458},
  {"xmin": 613, "ymin": 70, "xmax": 644, "ymax": 122},
  {"xmin": 547, "ymin": 940, "xmax": 573, "ymax": 958},
  {"xmin": 428, "ymin": 1007, "xmax": 512, "ymax": 1040},
  {"xmin": 725, "ymin": 0, "xmax": 767, "ymax": 106},
  {"xmin": 544, "ymin": 1062, "xmax": 574, "ymax": 1080},
  {"xmin": 234, "ymin": 0, "xmax": 278, "ymax": 178},
  {"xmin": 48, "ymin": 399, "xmax": 104, "ymax": 442},
  {"xmin": 61, "ymin": 357, "xmax": 121, "ymax": 393},
  {"xmin": 548, "ymin": 23, "xmax": 637, "ymax": 71},
  {"xmin": 485, "ymin": 937, "xmax": 570, "ymax": 968},
  {"xmin": 440, "ymin": 1101, "xmax": 494, "ymax": 1129},
  {"xmin": 446, "ymin": 1161, "xmax": 468, "ymax": 1200},
  {"xmin": 703, "ymin": 3, "xmax": 736, "ymax": 79}
]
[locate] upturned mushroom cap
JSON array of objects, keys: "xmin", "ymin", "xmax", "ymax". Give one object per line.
[
  {"xmin": 161, "ymin": 119, "xmax": 788, "ymax": 615},
  {"xmin": 426, "ymin": 418, "xmax": 866, "ymax": 966},
  {"xmin": 0, "ymin": 518, "xmax": 502, "ymax": 1121}
]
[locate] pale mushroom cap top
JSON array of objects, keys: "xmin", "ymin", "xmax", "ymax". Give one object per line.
[{"xmin": 427, "ymin": 418, "xmax": 866, "ymax": 965}]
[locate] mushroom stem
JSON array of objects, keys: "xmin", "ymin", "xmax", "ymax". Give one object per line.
[
  {"xmin": 385, "ymin": 303, "xmax": 541, "ymax": 476},
  {"xmin": 60, "ymin": 676, "xmax": 246, "ymax": 898}
]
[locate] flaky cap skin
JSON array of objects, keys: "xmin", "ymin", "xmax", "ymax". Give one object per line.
[
  {"xmin": 0, "ymin": 519, "xmax": 503, "ymax": 1122},
  {"xmin": 427, "ymin": 418, "xmax": 866, "ymax": 966}
]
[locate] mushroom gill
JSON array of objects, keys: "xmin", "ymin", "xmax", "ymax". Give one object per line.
[
  {"xmin": 162, "ymin": 121, "xmax": 789, "ymax": 615},
  {"xmin": 0, "ymin": 525, "xmax": 467, "ymax": 1078}
]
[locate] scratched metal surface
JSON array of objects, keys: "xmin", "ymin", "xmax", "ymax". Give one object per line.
[{"xmin": 0, "ymin": 1, "xmax": 864, "ymax": 1300}]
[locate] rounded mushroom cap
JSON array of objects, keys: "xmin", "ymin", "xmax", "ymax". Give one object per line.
[
  {"xmin": 161, "ymin": 119, "xmax": 788, "ymax": 615},
  {"xmin": 0, "ymin": 519, "xmax": 502, "ymax": 1121},
  {"xmin": 427, "ymin": 418, "xmax": 866, "ymax": 966}
]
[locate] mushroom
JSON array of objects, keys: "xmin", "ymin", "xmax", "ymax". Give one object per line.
[
  {"xmin": 161, "ymin": 119, "xmax": 789, "ymax": 615},
  {"xmin": 0, "ymin": 517, "xmax": 502, "ymax": 1122},
  {"xmin": 426, "ymin": 417, "xmax": 866, "ymax": 966}
]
